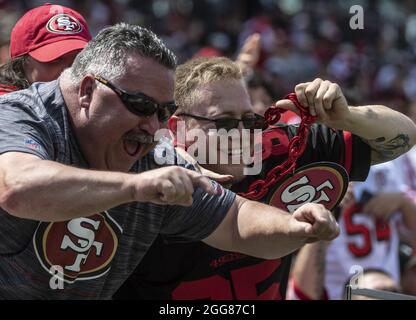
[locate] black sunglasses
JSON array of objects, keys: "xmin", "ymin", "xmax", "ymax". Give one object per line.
[
  {"xmin": 176, "ymin": 113, "xmax": 266, "ymax": 131},
  {"xmin": 94, "ymin": 75, "xmax": 177, "ymax": 122}
]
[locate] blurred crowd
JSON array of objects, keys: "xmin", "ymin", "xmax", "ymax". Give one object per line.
[
  {"xmin": 2, "ymin": 0, "xmax": 416, "ymax": 113},
  {"xmin": 1, "ymin": 0, "xmax": 416, "ymax": 300}
]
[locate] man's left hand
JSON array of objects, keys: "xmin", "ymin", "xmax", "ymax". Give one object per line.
[{"xmin": 275, "ymin": 78, "xmax": 351, "ymax": 128}]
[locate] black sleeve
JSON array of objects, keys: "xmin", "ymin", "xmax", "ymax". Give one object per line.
[
  {"xmin": 151, "ymin": 139, "xmax": 237, "ymax": 244},
  {"xmin": 161, "ymin": 185, "xmax": 236, "ymax": 243},
  {"xmin": 285, "ymin": 123, "xmax": 371, "ymax": 181}
]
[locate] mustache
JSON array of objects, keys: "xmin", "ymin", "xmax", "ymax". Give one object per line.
[{"xmin": 124, "ymin": 130, "xmax": 155, "ymax": 144}]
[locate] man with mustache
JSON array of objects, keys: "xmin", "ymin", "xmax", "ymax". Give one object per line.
[
  {"xmin": 114, "ymin": 56, "xmax": 416, "ymax": 300},
  {"xmin": 0, "ymin": 23, "xmax": 342, "ymax": 299}
]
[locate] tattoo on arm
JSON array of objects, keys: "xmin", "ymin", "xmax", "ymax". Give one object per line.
[
  {"xmin": 365, "ymin": 107, "xmax": 378, "ymax": 120},
  {"xmin": 365, "ymin": 134, "xmax": 411, "ymax": 165}
]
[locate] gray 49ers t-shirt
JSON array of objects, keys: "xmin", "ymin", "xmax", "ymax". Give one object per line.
[{"xmin": 0, "ymin": 80, "xmax": 235, "ymax": 299}]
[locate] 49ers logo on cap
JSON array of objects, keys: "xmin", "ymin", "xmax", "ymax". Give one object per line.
[
  {"xmin": 33, "ymin": 211, "xmax": 122, "ymax": 283},
  {"xmin": 46, "ymin": 13, "xmax": 83, "ymax": 34},
  {"xmin": 267, "ymin": 162, "xmax": 349, "ymax": 213}
]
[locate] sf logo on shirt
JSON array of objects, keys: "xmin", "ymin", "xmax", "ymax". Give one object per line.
[
  {"xmin": 268, "ymin": 162, "xmax": 349, "ymax": 212},
  {"xmin": 33, "ymin": 212, "xmax": 122, "ymax": 283}
]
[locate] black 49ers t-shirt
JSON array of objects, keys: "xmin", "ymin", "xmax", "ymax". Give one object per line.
[{"xmin": 114, "ymin": 124, "xmax": 371, "ymax": 300}]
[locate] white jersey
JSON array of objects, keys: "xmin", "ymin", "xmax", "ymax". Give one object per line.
[
  {"xmin": 325, "ymin": 160, "xmax": 407, "ymax": 299},
  {"xmin": 391, "ymin": 147, "xmax": 416, "ymax": 198}
]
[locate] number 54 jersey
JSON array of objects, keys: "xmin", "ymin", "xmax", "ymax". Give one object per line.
[{"xmin": 325, "ymin": 160, "xmax": 409, "ymax": 299}]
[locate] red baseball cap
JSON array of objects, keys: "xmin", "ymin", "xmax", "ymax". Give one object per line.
[{"xmin": 10, "ymin": 3, "xmax": 91, "ymax": 62}]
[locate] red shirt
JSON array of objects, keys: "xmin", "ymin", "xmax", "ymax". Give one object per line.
[{"xmin": 0, "ymin": 84, "xmax": 17, "ymax": 95}]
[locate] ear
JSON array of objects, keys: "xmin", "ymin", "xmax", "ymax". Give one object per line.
[
  {"xmin": 168, "ymin": 115, "xmax": 189, "ymax": 149},
  {"xmin": 78, "ymin": 75, "xmax": 95, "ymax": 109},
  {"xmin": 167, "ymin": 115, "xmax": 180, "ymax": 136}
]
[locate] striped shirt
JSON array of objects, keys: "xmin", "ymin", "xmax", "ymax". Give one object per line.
[{"xmin": 0, "ymin": 80, "xmax": 235, "ymax": 299}]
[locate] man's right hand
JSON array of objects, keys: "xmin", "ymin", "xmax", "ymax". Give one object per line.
[
  {"xmin": 288, "ymin": 203, "xmax": 340, "ymax": 243},
  {"xmin": 132, "ymin": 166, "xmax": 220, "ymax": 206}
]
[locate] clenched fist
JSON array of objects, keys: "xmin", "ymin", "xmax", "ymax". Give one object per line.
[
  {"xmin": 131, "ymin": 166, "xmax": 220, "ymax": 206},
  {"xmin": 288, "ymin": 203, "xmax": 340, "ymax": 242}
]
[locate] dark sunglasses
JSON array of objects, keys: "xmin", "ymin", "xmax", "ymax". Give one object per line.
[
  {"xmin": 176, "ymin": 113, "xmax": 266, "ymax": 131},
  {"xmin": 94, "ymin": 75, "xmax": 177, "ymax": 122}
]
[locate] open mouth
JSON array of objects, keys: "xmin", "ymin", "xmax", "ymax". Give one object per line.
[
  {"xmin": 123, "ymin": 131, "xmax": 154, "ymax": 157},
  {"xmin": 123, "ymin": 139, "xmax": 142, "ymax": 157}
]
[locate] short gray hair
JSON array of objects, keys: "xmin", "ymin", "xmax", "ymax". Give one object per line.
[{"xmin": 63, "ymin": 23, "xmax": 177, "ymax": 84}]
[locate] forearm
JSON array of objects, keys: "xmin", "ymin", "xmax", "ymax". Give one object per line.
[
  {"xmin": 342, "ymin": 105, "xmax": 416, "ymax": 164},
  {"xmin": 399, "ymin": 193, "xmax": 416, "ymax": 236},
  {"xmin": 0, "ymin": 159, "xmax": 133, "ymax": 221},
  {"xmin": 232, "ymin": 200, "xmax": 307, "ymax": 259},
  {"xmin": 292, "ymin": 241, "xmax": 329, "ymax": 300},
  {"xmin": 204, "ymin": 197, "xmax": 337, "ymax": 259}
]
